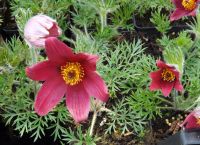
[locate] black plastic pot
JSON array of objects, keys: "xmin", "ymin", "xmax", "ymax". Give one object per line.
[
  {"xmin": 0, "ymin": 118, "xmax": 59, "ymax": 145},
  {"xmin": 158, "ymin": 129, "xmax": 200, "ymax": 145},
  {"xmin": 0, "ymin": 7, "xmax": 6, "ymax": 15},
  {"xmin": 133, "ymin": 15, "xmax": 190, "ymax": 33},
  {"xmin": 1, "ymin": 26, "xmax": 19, "ymax": 41},
  {"xmin": 0, "ymin": 0, "xmax": 7, "ymax": 19}
]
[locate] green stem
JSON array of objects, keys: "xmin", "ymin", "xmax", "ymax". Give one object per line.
[
  {"xmin": 100, "ymin": 12, "xmax": 107, "ymax": 32},
  {"xmin": 84, "ymin": 24, "xmax": 89, "ymax": 38},
  {"xmin": 172, "ymin": 90, "xmax": 178, "ymax": 109},
  {"xmin": 30, "ymin": 46, "xmax": 38, "ymax": 65},
  {"xmin": 29, "ymin": 47, "xmax": 38, "ymax": 94},
  {"xmin": 157, "ymin": 106, "xmax": 175, "ymax": 110},
  {"xmin": 154, "ymin": 95, "xmax": 173, "ymax": 106},
  {"xmin": 101, "ymin": 0, "xmax": 107, "ymax": 27},
  {"xmin": 104, "ymin": 12, "xmax": 107, "ymax": 26},
  {"xmin": 100, "ymin": 13, "xmax": 104, "ymax": 32},
  {"xmin": 188, "ymin": 36, "xmax": 198, "ymax": 53},
  {"xmin": 99, "ymin": 0, "xmax": 107, "ymax": 33},
  {"xmin": 62, "ymin": 37, "xmax": 75, "ymax": 45}
]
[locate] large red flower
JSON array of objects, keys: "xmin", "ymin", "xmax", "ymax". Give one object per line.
[
  {"xmin": 170, "ymin": 0, "xmax": 200, "ymax": 21},
  {"xmin": 181, "ymin": 110, "xmax": 200, "ymax": 129},
  {"xmin": 149, "ymin": 60, "xmax": 183, "ymax": 97},
  {"xmin": 26, "ymin": 37, "xmax": 109, "ymax": 122}
]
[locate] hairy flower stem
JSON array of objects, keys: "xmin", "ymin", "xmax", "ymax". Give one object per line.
[
  {"xmin": 30, "ymin": 47, "xmax": 38, "ymax": 94},
  {"xmin": 157, "ymin": 106, "xmax": 175, "ymax": 110},
  {"xmin": 84, "ymin": 24, "xmax": 89, "ymax": 38},
  {"xmin": 188, "ymin": 37, "xmax": 198, "ymax": 54},
  {"xmin": 172, "ymin": 90, "xmax": 178, "ymax": 109},
  {"xmin": 30, "ymin": 46, "xmax": 38, "ymax": 64},
  {"xmin": 89, "ymin": 106, "xmax": 113, "ymax": 136},
  {"xmin": 154, "ymin": 95, "xmax": 174, "ymax": 106},
  {"xmin": 99, "ymin": 107, "xmax": 113, "ymax": 113},
  {"xmin": 89, "ymin": 110, "xmax": 97, "ymax": 136},
  {"xmin": 100, "ymin": 11, "xmax": 107, "ymax": 32}
]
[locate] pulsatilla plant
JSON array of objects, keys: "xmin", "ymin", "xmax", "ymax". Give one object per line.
[{"xmin": 26, "ymin": 37, "xmax": 109, "ymax": 123}]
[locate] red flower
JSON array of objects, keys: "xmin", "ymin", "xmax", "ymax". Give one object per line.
[
  {"xmin": 170, "ymin": 0, "xmax": 200, "ymax": 21},
  {"xmin": 26, "ymin": 37, "xmax": 109, "ymax": 122},
  {"xmin": 181, "ymin": 111, "xmax": 200, "ymax": 129},
  {"xmin": 149, "ymin": 60, "xmax": 183, "ymax": 97}
]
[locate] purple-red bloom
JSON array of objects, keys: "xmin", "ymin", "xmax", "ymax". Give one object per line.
[
  {"xmin": 26, "ymin": 37, "xmax": 109, "ymax": 122},
  {"xmin": 181, "ymin": 110, "xmax": 200, "ymax": 129},
  {"xmin": 170, "ymin": 0, "xmax": 200, "ymax": 21},
  {"xmin": 149, "ymin": 60, "xmax": 183, "ymax": 97},
  {"xmin": 24, "ymin": 14, "xmax": 62, "ymax": 48}
]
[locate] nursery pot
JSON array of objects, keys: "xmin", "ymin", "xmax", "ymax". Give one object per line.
[
  {"xmin": 157, "ymin": 129, "xmax": 200, "ymax": 145},
  {"xmin": 0, "ymin": 0, "xmax": 6, "ymax": 14},
  {"xmin": 1, "ymin": 26, "xmax": 19, "ymax": 41},
  {"xmin": 0, "ymin": 7, "xmax": 7, "ymax": 15},
  {"xmin": 0, "ymin": 0, "xmax": 7, "ymax": 20}
]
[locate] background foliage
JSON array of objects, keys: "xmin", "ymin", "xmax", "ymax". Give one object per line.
[{"xmin": 0, "ymin": 0, "xmax": 199, "ymax": 144}]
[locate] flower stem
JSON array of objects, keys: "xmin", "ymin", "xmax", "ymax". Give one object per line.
[
  {"xmin": 100, "ymin": 13, "xmax": 104, "ymax": 32},
  {"xmin": 157, "ymin": 106, "xmax": 175, "ymax": 110},
  {"xmin": 29, "ymin": 46, "xmax": 38, "ymax": 94},
  {"xmin": 89, "ymin": 110, "xmax": 97, "ymax": 136},
  {"xmin": 99, "ymin": 107, "xmax": 114, "ymax": 113},
  {"xmin": 30, "ymin": 46, "xmax": 38, "ymax": 65},
  {"xmin": 99, "ymin": 0, "xmax": 107, "ymax": 33},
  {"xmin": 154, "ymin": 95, "xmax": 174, "ymax": 106},
  {"xmin": 172, "ymin": 90, "xmax": 178, "ymax": 109},
  {"xmin": 84, "ymin": 24, "xmax": 89, "ymax": 38}
]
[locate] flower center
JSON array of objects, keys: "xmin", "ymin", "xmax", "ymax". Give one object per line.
[
  {"xmin": 182, "ymin": 0, "xmax": 196, "ymax": 10},
  {"xmin": 196, "ymin": 118, "xmax": 200, "ymax": 125},
  {"xmin": 61, "ymin": 62, "xmax": 84, "ymax": 86},
  {"xmin": 161, "ymin": 69, "xmax": 175, "ymax": 82}
]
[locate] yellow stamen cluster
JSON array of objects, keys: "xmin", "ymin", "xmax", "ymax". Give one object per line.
[
  {"xmin": 182, "ymin": 0, "xmax": 196, "ymax": 11},
  {"xmin": 196, "ymin": 118, "xmax": 200, "ymax": 125},
  {"xmin": 61, "ymin": 62, "xmax": 84, "ymax": 86},
  {"xmin": 161, "ymin": 68, "xmax": 175, "ymax": 82}
]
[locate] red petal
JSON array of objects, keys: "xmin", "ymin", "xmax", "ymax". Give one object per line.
[
  {"xmin": 174, "ymin": 80, "xmax": 183, "ymax": 91},
  {"xmin": 181, "ymin": 113, "xmax": 200, "ymax": 129},
  {"xmin": 71, "ymin": 53, "xmax": 99, "ymax": 71},
  {"xmin": 188, "ymin": 9, "xmax": 197, "ymax": 16},
  {"xmin": 156, "ymin": 60, "xmax": 169, "ymax": 69},
  {"xmin": 170, "ymin": 8, "xmax": 190, "ymax": 21},
  {"xmin": 48, "ymin": 23, "xmax": 60, "ymax": 37},
  {"xmin": 172, "ymin": 70, "xmax": 183, "ymax": 92},
  {"xmin": 83, "ymin": 71, "xmax": 109, "ymax": 102},
  {"xmin": 161, "ymin": 81, "xmax": 174, "ymax": 97},
  {"xmin": 34, "ymin": 76, "xmax": 66, "ymax": 116},
  {"xmin": 172, "ymin": 0, "xmax": 184, "ymax": 9},
  {"xmin": 149, "ymin": 70, "xmax": 162, "ymax": 91},
  {"xmin": 45, "ymin": 37, "xmax": 74, "ymax": 64},
  {"xmin": 66, "ymin": 83, "xmax": 90, "ymax": 123},
  {"xmin": 26, "ymin": 60, "xmax": 59, "ymax": 81}
]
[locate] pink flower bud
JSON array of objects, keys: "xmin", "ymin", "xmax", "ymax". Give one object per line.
[{"xmin": 24, "ymin": 14, "xmax": 62, "ymax": 48}]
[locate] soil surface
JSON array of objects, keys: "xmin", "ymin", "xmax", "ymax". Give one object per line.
[{"xmin": 133, "ymin": 9, "xmax": 193, "ymax": 29}]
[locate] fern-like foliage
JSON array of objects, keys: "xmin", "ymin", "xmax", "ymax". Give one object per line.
[
  {"xmin": 62, "ymin": 126, "xmax": 100, "ymax": 145},
  {"xmin": 105, "ymin": 98, "xmax": 147, "ymax": 135},
  {"xmin": 0, "ymin": 38, "xmax": 72, "ymax": 142}
]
